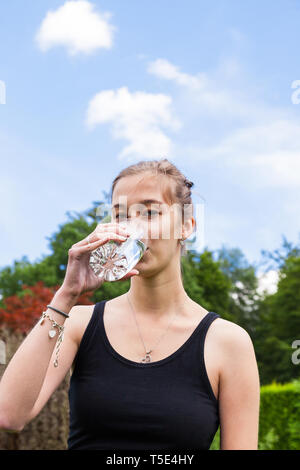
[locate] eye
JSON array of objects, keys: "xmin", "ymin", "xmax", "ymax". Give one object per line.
[
  {"xmin": 143, "ymin": 210, "xmax": 160, "ymax": 218},
  {"xmin": 115, "ymin": 213, "xmax": 127, "ymax": 220},
  {"xmin": 116, "ymin": 210, "xmax": 160, "ymax": 219}
]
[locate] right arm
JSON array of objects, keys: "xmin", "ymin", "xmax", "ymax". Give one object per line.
[
  {"xmin": 0, "ymin": 223, "xmax": 137, "ymax": 432},
  {"xmin": 0, "ymin": 290, "xmax": 79, "ymax": 431}
]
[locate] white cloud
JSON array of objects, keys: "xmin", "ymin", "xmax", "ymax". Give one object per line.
[
  {"xmin": 206, "ymin": 119, "xmax": 300, "ymax": 187},
  {"xmin": 36, "ymin": 0, "xmax": 115, "ymax": 56},
  {"xmin": 148, "ymin": 58, "xmax": 207, "ymax": 90},
  {"xmin": 257, "ymin": 269, "xmax": 279, "ymax": 296},
  {"xmin": 85, "ymin": 86, "xmax": 181, "ymax": 160},
  {"xmin": 147, "ymin": 58, "xmax": 261, "ymax": 119},
  {"xmin": 148, "ymin": 58, "xmax": 300, "ymax": 189}
]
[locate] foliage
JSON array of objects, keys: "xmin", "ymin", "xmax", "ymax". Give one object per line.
[
  {"xmin": 181, "ymin": 250, "xmax": 233, "ymax": 320},
  {"xmin": 0, "ymin": 257, "xmax": 58, "ymax": 303},
  {"xmin": 209, "ymin": 427, "xmax": 220, "ymax": 450},
  {"xmin": 257, "ymin": 428, "xmax": 279, "ymax": 450},
  {"xmin": 216, "ymin": 245, "xmax": 260, "ymax": 334},
  {"xmin": 258, "ymin": 379, "xmax": 300, "ymax": 450},
  {"xmin": 253, "ymin": 254, "xmax": 300, "ymax": 384},
  {"xmin": 0, "ymin": 281, "xmax": 93, "ymax": 334}
]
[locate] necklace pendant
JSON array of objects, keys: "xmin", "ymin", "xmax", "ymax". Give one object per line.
[{"xmin": 141, "ymin": 350, "xmax": 152, "ymax": 363}]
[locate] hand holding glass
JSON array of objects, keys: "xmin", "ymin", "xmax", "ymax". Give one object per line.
[{"xmin": 89, "ymin": 218, "xmax": 148, "ymax": 282}]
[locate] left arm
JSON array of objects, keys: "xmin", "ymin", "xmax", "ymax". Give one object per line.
[{"xmin": 217, "ymin": 321, "xmax": 260, "ymax": 450}]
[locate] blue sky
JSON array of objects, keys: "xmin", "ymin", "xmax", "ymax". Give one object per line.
[{"xmin": 0, "ymin": 0, "xmax": 300, "ymax": 279}]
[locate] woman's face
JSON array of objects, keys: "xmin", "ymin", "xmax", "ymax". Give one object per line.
[{"xmin": 111, "ymin": 174, "xmax": 192, "ymax": 275}]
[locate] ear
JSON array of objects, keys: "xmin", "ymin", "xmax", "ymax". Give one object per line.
[{"xmin": 181, "ymin": 216, "xmax": 196, "ymax": 241}]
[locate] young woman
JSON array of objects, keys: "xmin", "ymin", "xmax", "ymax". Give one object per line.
[{"xmin": 0, "ymin": 159, "xmax": 260, "ymax": 450}]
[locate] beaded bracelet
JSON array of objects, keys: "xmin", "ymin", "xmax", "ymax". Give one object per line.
[{"xmin": 39, "ymin": 311, "xmax": 64, "ymax": 368}]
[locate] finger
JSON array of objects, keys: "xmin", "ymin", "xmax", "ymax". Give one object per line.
[
  {"xmin": 96, "ymin": 222, "xmax": 129, "ymax": 232},
  {"xmin": 71, "ymin": 233, "xmax": 128, "ymax": 254},
  {"xmin": 118, "ymin": 269, "xmax": 140, "ymax": 281},
  {"xmin": 95, "ymin": 224, "xmax": 130, "ymax": 236},
  {"xmin": 72, "ymin": 228, "xmax": 129, "ymax": 248}
]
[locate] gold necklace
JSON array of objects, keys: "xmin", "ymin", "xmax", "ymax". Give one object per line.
[{"xmin": 126, "ymin": 293, "xmax": 181, "ymax": 363}]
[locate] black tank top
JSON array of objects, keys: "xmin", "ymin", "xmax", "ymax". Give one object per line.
[{"xmin": 67, "ymin": 300, "xmax": 220, "ymax": 450}]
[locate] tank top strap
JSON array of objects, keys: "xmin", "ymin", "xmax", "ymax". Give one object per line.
[
  {"xmin": 196, "ymin": 311, "xmax": 221, "ymax": 364},
  {"xmin": 76, "ymin": 300, "xmax": 105, "ymax": 354},
  {"xmin": 94, "ymin": 299, "xmax": 106, "ymax": 317},
  {"xmin": 193, "ymin": 311, "xmax": 220, "ymax": 404},
  {"xmin": 198, "ymin": 311, "xmax": 220, "ymax": 344}
]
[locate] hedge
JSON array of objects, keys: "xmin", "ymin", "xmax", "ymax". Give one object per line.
[{"xmin": 258, "ymin": 379, "xmax": 300, "ymax": 450}]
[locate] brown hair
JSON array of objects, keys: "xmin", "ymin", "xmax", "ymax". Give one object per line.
[{"xmin": 110, "ymin": 158, "xmax": 196, "ymax": 258}]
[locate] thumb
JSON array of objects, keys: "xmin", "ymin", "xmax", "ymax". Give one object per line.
[{"xmin": 129, "ymin": 269, "xmax": 139, "ymax": 276}]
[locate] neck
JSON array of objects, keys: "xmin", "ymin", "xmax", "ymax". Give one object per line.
[{"xmin": 127, "ymin": 264, "xmax": 189, "ymax": 319}]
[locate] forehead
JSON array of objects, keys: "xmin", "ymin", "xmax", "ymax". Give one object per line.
[{"xmin": 112, "ymin": 174, "xmax": 171, "ymax": 208}]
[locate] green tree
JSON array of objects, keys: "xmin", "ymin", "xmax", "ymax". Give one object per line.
[
  {"xmin": 181, "ymin": 249, "xmax": 233, "ymax": 319},
  {"xmin": 254, "ymin": 236, "xmax": 300, "ymax": 384},
  {"xmin": 215, "ymin": 245, "xmax": 261, "ymax": 334}
]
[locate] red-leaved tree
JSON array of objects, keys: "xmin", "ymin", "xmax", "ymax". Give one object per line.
[{"xmin": 0, "ymin": 281, "xmax": 94, "ymax": 334}]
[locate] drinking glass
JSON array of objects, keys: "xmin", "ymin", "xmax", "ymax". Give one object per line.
[{"xmin": 89, "ymin": 218, "xmax": 148, "ymax": 282}]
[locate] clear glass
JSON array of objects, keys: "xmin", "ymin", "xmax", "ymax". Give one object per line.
[{"xmin": 89, "ymin": 218, "xmax": 148, "ymax": 282}]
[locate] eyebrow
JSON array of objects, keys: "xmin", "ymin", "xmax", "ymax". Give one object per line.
[{"xmin": 113, "ymin": 199, "xmax": 165, "ymax": 209}]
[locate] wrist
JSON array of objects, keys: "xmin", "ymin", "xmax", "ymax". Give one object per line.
[{"xmin": 52, "ymin": 288, "xmax": 80, "ymax": 313}]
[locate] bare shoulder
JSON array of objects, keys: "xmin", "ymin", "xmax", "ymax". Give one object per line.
[
  {"xmin": 207, "ymin": 316, "xmax": 257, "ymax": 372},
  {"xmin": 210, "ymin": 316, "xmax": 253, "ymax": 343},
  {"xmin": 67, "ymin": 304, "xmax": 96, "ymax": 347},
  {"xmin": 209, "ymin": 317, "xmax": 255, "ymax": 353}
]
